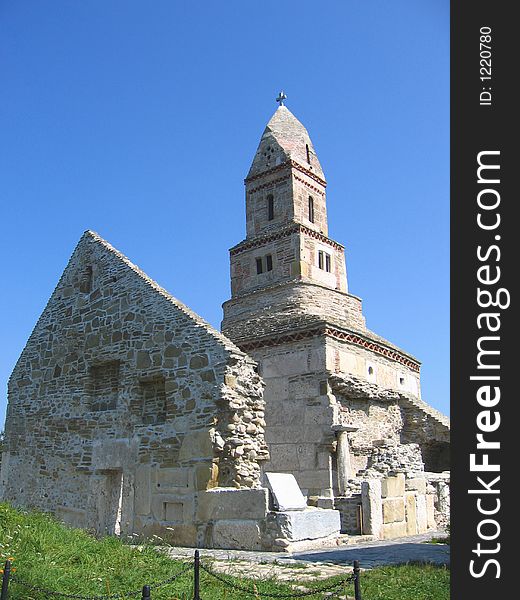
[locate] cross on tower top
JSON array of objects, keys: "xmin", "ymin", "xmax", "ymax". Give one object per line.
[{"xmin": 276, "ymin": 91, "xmax": 287, "ymax": 106}]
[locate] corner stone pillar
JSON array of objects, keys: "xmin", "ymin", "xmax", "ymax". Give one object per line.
[
  {"xmin": 361, "ymin": 479, "xmax": 383, "ymax": 537},
  {"xmin": 332, "ymin": 425, "xmax": 358, "ymax": 496}
]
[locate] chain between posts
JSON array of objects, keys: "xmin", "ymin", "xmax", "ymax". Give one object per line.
[
  {"xmin": 3, "ymin": 552, "xmax": 362, "ymax": 600},
  {"xmin": 6, "ymin": 560, "xmax": 191, "ymax": 600},
  {"xmin": 199, "ymin": 560, "xmax": 357, "ymax": 599}
]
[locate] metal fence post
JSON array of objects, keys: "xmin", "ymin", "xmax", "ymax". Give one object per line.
[
  {"xmin": 353, "ymin": 560, "xmax": 361, "ymax": 600},
  {"xmin": 1, "ymin": 560, "xmax": 11, "ymax": 600},
  {"xmin": 193, "ymin": 549, "xmax": 201, "ymax": 600},
  {"xmin": 141, "ymin": 584, "xmax": 151, "ymax": 599}
]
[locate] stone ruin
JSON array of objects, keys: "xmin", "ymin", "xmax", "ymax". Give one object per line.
[{"xmin": 0, "ymin": 102, "xmax": 450, "ymax": 550}]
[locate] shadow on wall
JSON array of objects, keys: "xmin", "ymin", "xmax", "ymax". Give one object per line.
[{"xmin": 421, "ymin": 442, "xmax": 450, "ymax": 473}]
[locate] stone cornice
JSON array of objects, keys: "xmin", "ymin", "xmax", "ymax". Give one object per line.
[
  {"xmin": 229, "ymin": 224, "xmax": 344, "ymax": 256},
  {"xmin": 235, "ymin": 322, "xmax": 421, "ymax": 372},
  {"xmin": 245, "ymin": 159, "xmax": 327, "ymax": 188}
]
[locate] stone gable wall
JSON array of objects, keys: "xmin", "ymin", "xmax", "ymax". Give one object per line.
[{"xmin": 1, "ymin": 233, "xmax": 268, "ymax": 544}]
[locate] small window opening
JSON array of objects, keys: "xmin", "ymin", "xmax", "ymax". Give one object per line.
[
  {"xmin": 266, "ymin": 254, "xmax": 273, "ymax": 271},
  {"xmin": 306, "ymin": 144, "xmax": 311, "ymax": 164},
  {"xmin": 368, "ymin": 366, "xmax": 374, "ymax": 376},
  {"xmin": 89, "ymin": 361, "xmax": 120, "ymax": 411},
  {"xmin": 79, "ymin": 266, "xmax": 93, "ymax": 293},
  {"xmin": 318, "ymin": 251, "xmax": 332, "ymax": 272},
  {"xmin": 267, "ymin": 195, "xmax": 274, "ymax": 221},
  {"xmin": 325, "ymin": 253, "xmax": 331, "ymax": 273},
  {"xmin": 308, "ymin": 196, "xmax": 315, "ymax": 223},
  {"xmin": 256, "ymin": 258, "xmax": 264, "ymax": 274},
  {"xmin": 399, "ymin": 377, "xmax": 405, "ymax": 386}
]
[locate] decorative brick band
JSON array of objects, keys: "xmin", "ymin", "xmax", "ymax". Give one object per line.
[
  {"xmin": 247, "ymin": 174, "xmax": 291, "ymax": 194},
  {"xmin": 237, "ymin": 325, "xmax": 421, "ymax": 372},
  {"xmin": 293, "ymin": 173, "xmax": 325, "ymax": 196},
  {"xmin": 245, "ymin": 160, "xmax": 327, "ymax": 188},
  {"xmin": 323, "ymin": 328, "xmax": 421, "ymax": 372},
  {"xmin": 239, "ymin": 328, "xmax": 323, "ymax": 351},
  {"xmin": 230, "ymin": 224, "xmax": 344, "ymax": 256}
]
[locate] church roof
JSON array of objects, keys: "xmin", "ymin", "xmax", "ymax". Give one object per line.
[{"xmin": 247, "ymin": 106, "xmax": 325, "ymax": 181}]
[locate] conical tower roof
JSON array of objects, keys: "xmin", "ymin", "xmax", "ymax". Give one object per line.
[{"xmin": 247, "ymin": 106, "xmax": 325, "ymax": 181}]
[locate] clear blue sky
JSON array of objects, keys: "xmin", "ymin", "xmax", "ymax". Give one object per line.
[{"xmin": 0, "ymin": 0, "xmax": 449, "ymax": 427}]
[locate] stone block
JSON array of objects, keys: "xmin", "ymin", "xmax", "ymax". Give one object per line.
[
  {"xmin": 164, "ymin": 501, "xmax": 183, "ymax": 522},
  {"xmin": 382, "ymin": 497, "xmax": 405, "ymax": 524},
  {"xmin": 91, "ymin": 438, "xmax": 138, "ymax": 470},
  {"xmin": 405, "ymin": 477, "xmax": 427, "ymax": 494},
  {"xmin": 270, "ymin": 508, "xmax": 340, "ymax": 541},
  {"xmin": 196, "ymin": 488, "xmax": 269, "ymax": 521},
  {"xmin": 135, "ymin": 465, "xmax": 151, "ymax": 515},
  {"xmin": 361, "ymin": 479, "xmax": 382, "ymax": 537},
  {"xmin": 381, "ymin": 521, "xmax": 408, "ymax": 539},
  {"xmin": 156, "ymin": 467, "xmax": 190, "ymax": 490},
  {"xmin": 405, "ymin": 492, "xmax": 418, "ymax": 535},
  {"xmin": 381, "ymin": 473, "xmax": 405, "ymax": 498},
  {"xmin": 150, "ymin": 494, "xmax": 193, "ymax": 524},
  {"xmin": 416, "ymin": 494, "xmax": 428, "ymax": 533},
  {"xmin": 211, "ymin": 519, "xmax": 263, "ymax": 550},
  {"xmin": 267, "ymin": 444, "xmax": 299, "ymax": 470},
  {"xmin": 178, "ymin": 431, "xmax": 213, "ymax": 461},
  {"xmin": 426, "ymin": 494, "xmax": 436, "ymax": 529},
  {"xmin": 265, "ymin": 472, "xmax": 307, "ymax": 510},
  {"xmin": 294, "ymin": 469, "xmax": 331, "ymax": 492}
]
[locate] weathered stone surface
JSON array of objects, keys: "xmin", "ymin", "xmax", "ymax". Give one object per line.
[
  {"xmin": 361, "ymin": 479, "xmax": 382, "ymax": 537},
  {"xmin": 265, "ymin": 473, "xmax": 307, "ymax": 511},
  {"xmin": 405, "ymin": 492, "xmax": 418, "ymax": 535},
  {"xmin": 381, "ymin": 473, "xmax": 405, "ymax": 498},
  {"xmin": 1, "ymin": 231, "xmax": 268, "ymax": 538},
  {"xmin": 426, "ymin": 494, "xmax": 436, "ymax": 529},
  {"xmin": 382, "ymin": 497, "xmax": 405, "ymax": 524},
  {"xmin": 211, "ymin": 519, "xmax": 263, "ymax": 550},
  {"xmin": 416, "ymin": 494, "xmax": 428, "ymax": 534},
  {"xmin": 196, "ymin": 488, "xmax": 268, "ymax": 521},
  {"xmin": 268, "ymin": 508, "xmax": 341, "ymax": 541},
  {"xmin": 381, "ymin": 521, "xmax": 408, "ymax": 539},
  {"xmin": 405, "ymin": 477, "xmax": 427, "ymax": 494},
  {"xmin": 135, "ymin": 465, "xmax": 151, "ymax": 515}
]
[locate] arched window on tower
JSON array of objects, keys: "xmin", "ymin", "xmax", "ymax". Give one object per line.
[
  {"xmin": 308, "ymin": 196, "xmax": 315, "ymax": 223},
  {"xmin": 306, "ymin": 144, "xmax": 311, "ymax": 164},
  {"xmin": 267, "ymin": 194, "xmax": 274, "ymax": 221}
]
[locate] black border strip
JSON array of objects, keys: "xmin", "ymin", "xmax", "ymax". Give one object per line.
[{"xmin": 451, "ymin": 1, "xmax": 514, "ymax": 596}]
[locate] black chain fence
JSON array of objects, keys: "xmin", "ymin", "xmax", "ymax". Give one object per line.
[{"xmin": 1, "ymin": 552, "xmax": 362, "ymax": 600}]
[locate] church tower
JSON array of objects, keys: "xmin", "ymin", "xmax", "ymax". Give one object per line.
[
  {"xmin": 222, "ymin": 95, "xmax": 366, "ymax": 345},
  {"xmin": 227, "ymin": 97, "xmax": 349, "ymax": 301},
  {"xmin": 222, "ymin": 96, "xmax": 432, "ymax": 505}
]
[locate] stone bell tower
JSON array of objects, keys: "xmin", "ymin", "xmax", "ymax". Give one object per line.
[
  {"xmin": 222, "ymin": 95, "xmax": 425, "ymax": 504},
  {"xmin": 227, "ymin": 94, "xmax": 349, "ymax": 301}
]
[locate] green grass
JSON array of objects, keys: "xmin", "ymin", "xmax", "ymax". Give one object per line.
[
  {"xmin": 361, "ymin": 564, "xmax": 449, "ymax": 600},
  {"xmin": 0, "ymin": 502, "xmax": 449, "ymax": 599}
]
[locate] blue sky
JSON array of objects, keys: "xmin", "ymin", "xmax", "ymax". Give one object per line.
[{"xmin": 0, "ymin": 0, "xmax": 449, "ymax": 426}]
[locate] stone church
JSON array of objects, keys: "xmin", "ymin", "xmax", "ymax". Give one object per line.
[{"xmin": 1, "ymin": 99, "xmax": 450, "ymax": 550}]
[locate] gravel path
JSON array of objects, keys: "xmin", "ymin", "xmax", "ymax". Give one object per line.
[{"xmin": 161, "ymin": 532, "xmax": 450, "ymax": 580}]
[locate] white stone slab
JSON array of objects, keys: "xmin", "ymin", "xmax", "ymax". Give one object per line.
[
  {"xmin": 271, "ymin": 508, "xmax": 341, "ymax": 541},
  {"xmin": 265, "ymin": 472, "xmax": 307, "ymax": 511}
]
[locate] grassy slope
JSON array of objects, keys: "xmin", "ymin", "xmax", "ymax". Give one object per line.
[{"xmin": 0, "ymin": 503, "xmax": 449, "ymax": 599}]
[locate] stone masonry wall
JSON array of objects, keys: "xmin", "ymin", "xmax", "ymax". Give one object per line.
[{"xmin": 1, "ymin": 232, "xmax": 268, "ymax": 545}]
